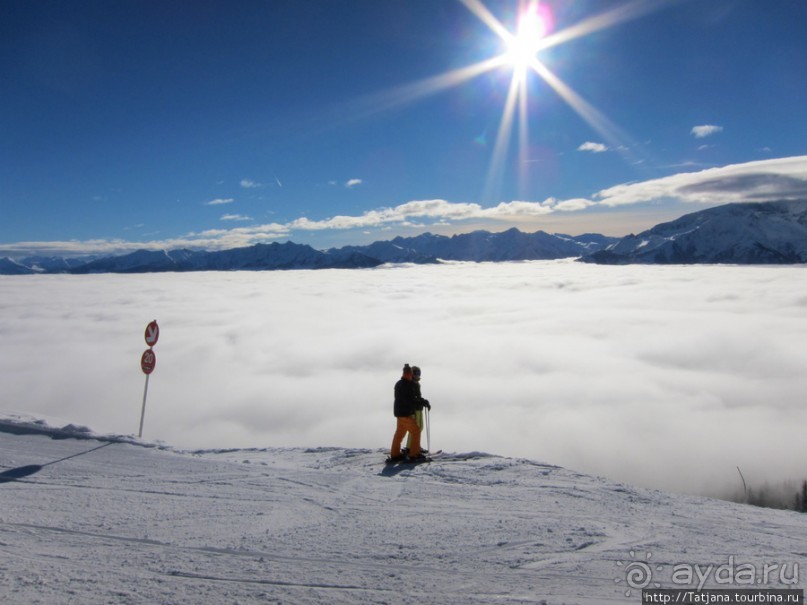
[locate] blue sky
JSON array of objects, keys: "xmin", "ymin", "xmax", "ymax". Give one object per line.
[{"xmin": 2, "ymin": 0, "xmax": 807, "ymax": 257}]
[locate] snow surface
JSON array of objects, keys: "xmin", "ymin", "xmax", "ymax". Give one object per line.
[{"xmin": 1, "ymin": 415, "xmax": 805, "ymax": 604}]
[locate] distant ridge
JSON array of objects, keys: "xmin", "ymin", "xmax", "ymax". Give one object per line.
[
  {"xmin": 0, "ymin": 229, "xmax": 616, "ymax": 275},
  {"xmin": 67, "ymin": 242, "xmax": 383, "ymax": 274},
  {"xmin": 337, "ymin": 228, "xmax": 614, "ymax": 264}
]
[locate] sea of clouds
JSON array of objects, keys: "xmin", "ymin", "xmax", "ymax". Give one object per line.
[{"xmin": 2, "ymin": 260, "xmax": 806, "ymax": 496}]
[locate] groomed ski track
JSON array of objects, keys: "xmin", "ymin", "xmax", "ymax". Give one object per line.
[{"xmin": 1, "ymin": 422, "xmax": 805, "ymax": 604}]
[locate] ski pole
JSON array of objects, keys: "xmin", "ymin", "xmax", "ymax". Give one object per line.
[{"xmin": 425, "ymin": 406, "xmax": 431, "ymax": 453}]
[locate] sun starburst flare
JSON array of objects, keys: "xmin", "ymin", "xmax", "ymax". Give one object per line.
[
  {"xmin": 359, "ymin": 0, "xmax": 675, "ymax": 203},
  {"xmin": 459, "ymin": 0, "xmax": 667, "ymax": 200}
]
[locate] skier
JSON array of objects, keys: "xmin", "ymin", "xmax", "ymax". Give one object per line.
[
  {"xmin": 405, "ymin": 365, "xmax": 431, "ymax": 455},
  {"xmin": 388, "ymin": 364, "xmax": 425, "ymax": 463}
]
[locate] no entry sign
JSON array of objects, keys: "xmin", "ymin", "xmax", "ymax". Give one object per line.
[
  {"xmin": 145, "ymin": 320, "xmax": 160, "ymax": 347},
  {"xmin": 141, "ymin": 349, "xmax": 156, "ymax": 375}
]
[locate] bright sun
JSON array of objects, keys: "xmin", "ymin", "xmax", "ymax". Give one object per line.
[{"xmin": 504, "ymin": 5, "xmax": 548, "ymax": 75}]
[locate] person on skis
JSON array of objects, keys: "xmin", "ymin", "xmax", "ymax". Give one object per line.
[
  {"xmin": 405, "ymin": 365, "xmax": 431, "ymax": 455},
  {"xmin": 388, "ymin": 364, "xmax": 426, "ymax": 463}
]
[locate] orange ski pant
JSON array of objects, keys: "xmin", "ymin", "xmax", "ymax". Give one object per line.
[{"xmin": 390, "ymin": 415, "xmax": 421, "ymax": 458}]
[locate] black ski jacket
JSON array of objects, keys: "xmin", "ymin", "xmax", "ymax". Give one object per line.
[{"xmin": 393, "ymin": 378, "xmax": 419, "ymax": 417}]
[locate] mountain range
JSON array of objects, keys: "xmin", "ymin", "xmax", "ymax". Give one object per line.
[
  {"xmin": 0, "ymin": 229, "xmax": 616, "ymax": 275},
  {"xmin": 3, "ymin": 200, "xmax": 807, "ymax": 274}
]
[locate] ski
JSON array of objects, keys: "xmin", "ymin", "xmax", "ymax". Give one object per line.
[
  {"xmin": 399, "ymin": 448, "xmax": 441, "ymax": 458},
  {"xmin": 385, "ymin": 455, "xmax": 432, "ymax": 466},
  {"xmin": 384, "ymin": 450, "xmax": 443, "ymax": 465}
]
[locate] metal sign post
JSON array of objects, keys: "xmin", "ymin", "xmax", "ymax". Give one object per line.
[
  {"xmin": 138, "ymin": 320, "xmax": 159, "ymax": 438},
  {"xmin": 138, "ymin": 375, "xmax": 150, "ymax": 439}
]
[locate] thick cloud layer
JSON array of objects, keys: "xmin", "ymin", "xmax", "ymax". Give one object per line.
[{"xmin": 1, "ymin": 262, "xmax": 806, "ymax": 496}]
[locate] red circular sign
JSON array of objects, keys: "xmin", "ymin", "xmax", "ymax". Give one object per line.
[
  {"xmin": 141, "ymin": 349, "xmax": 156, "ymax": 375},
  {"xmin": 144, "ymin": 320, "xmax": 160, "ymax": 347}
]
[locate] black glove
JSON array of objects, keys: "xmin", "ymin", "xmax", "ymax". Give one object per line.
[{"xmin": 422, "ymin": 399, "xmax": 431, "ymax": 410}]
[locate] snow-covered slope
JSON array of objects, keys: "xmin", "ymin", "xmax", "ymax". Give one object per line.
[
  {"xmin": 0, "ymin": 257, "xmax": 34, "ymax": 275},
  {"xmin": 2, "ymin": 416, "xmax": 804, "ymax": 605},
  {"xmin": 583, "ymin": 200, "xmax": 807, "ymax": 264}
]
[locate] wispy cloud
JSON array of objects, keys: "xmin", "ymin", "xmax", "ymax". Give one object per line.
[
  {"xmin": 240, "ymin": 179, "xmax": 262, "ymax": 189},
  {"xmin": 346, "ymin": 178, "xmax": 363, "ymax": 188},
  {"xmin": 577, "ymin": 141, "xmax": 608, "ymax": 153},
  {"xmin": 220, "ymin": 214, "xmax": 252, "ymax": 222},
  {"xmin": 205, "ymin": 198, "xmax": 235, "ymax": 206},
  {"xmin": 691, "ymin": 124, "xmax": 723, "ymax": 138},
  {"xmin": 595, "ymin": 155, "xmax": 807, "ymax": 206},
  {"xmin": 288, "ymin": 199, "xmax": 563, "ymax": 232}
]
